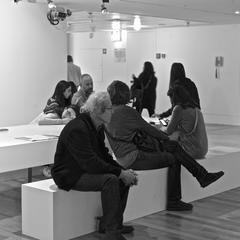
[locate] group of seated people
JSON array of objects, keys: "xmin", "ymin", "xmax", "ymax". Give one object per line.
[
  {"xmin": 38, "ymin": 73, "xmax": 93, "ymax": 125},
  {"xmin": 36, "ymin": 64, "xmax": 224, "ymax": 240}
]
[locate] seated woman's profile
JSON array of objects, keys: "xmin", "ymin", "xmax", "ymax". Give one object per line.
[{"xmin": 165, "ymin": 83, "xmax": 208, "ymax": 159}]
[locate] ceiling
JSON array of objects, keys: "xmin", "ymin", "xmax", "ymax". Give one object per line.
[{"xmin": 26, "ymin": 0, "xmax": 240, "ymax": 32}]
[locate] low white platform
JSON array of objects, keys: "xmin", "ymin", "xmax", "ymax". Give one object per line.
[{"xmin": 22, "ymin": 149, "xmax": 240, "ymax": 240}]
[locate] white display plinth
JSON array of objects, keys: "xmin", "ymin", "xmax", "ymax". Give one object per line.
[{"xmin": 22, "ymin": 151, "xmax": 240, "ymax": 240}]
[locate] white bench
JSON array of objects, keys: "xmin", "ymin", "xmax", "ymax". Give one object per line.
[
  {"xmin": 22, "ymin": 151, "xmax": 240, "ymax": 240},
  {"xmin": 22, "ymin": 169, "xmax": 168, "ymax": 240}
]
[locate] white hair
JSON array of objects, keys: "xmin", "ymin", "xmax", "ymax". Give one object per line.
[{"xmin": 81, "ymin": 92, "xmax": 111, "ymax": 114}]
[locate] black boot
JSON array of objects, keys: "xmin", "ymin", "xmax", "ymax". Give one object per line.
[
  {"xmin": 102, "ymin": 230, "xmax": 127, "ymax": 240},
  {"xmin": 98, "ymin": 216, "xmax": 134, "ymax": 234},
  {"xmin": 167, "ymin": 200, "xmax": 193, "ymax": 211},
  {"xmin": 198, "ymin": 171, "xmax": 224, "ymax": 188}
]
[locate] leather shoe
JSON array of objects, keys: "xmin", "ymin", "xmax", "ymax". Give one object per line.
[
  {"xmin": 167, "ymin": 200, "xmax": 193, "ymax": 211},
  {"xmin": 199, "ymin": 171, "xmax": 224, "ymax": 188},
  {"xmin": 119, "ymin": 225, "xmax": 134, "ymax": 234},
  {"xmin": 102, "ymin": 231, "xmax": 127, "ymax": 240},
  {"xmin": 99, "ymin": 224, "xmax": 134, "ymax": 234}
]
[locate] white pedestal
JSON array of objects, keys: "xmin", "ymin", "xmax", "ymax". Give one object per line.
[{"xmin": 22, "ymin": 179, "xmax": 102, "ymax": 240}]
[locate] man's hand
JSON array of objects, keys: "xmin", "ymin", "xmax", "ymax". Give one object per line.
[
  {"xmin": 119, "ymin": 170, "xmax": 138, "ymax": 186},
  {"xmin": 129, "ymin": 169, "xmax": 138, "ymax": 185}
]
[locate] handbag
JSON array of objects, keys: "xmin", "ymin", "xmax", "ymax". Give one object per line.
[
  {"xmin": 133, "ymin": 129, "xmax": 162, "ymax": 152},
  {"xmin": 105, "ymin": 127, "xmax": 162, "ymax": 152}
]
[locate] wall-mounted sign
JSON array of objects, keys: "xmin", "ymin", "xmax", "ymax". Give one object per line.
[
  {"xmin": 215, "ymin": 56, "xmax": 224, "ymax": 67},
  {"xmin": 102, "ymin": 48, "xmax": 107, "ymax": 54},
  {"xmin": 114, "ymin": 48, "xmax": 126, "ymax": 62}
]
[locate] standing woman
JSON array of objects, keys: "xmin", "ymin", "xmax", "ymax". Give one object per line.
[
  {"xmin": 132, "ymin": 61, "xmax": 157, "ymax": 117},
  {"xmin": 154, "ymin": 62, "xmax": 186, "ymax": 118},
  {"xmin": 168, "ymin": 62, "xmax": 186, "ymax": 91},
  {"xmin": 155, "ymin": 62, "xmax": 200, "ymax": 119},
  {"xmin": 165, "ymin": 83, "xmax": 208, "ymax": 159}
]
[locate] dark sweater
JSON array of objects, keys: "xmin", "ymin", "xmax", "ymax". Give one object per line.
[{"xmin": 51, "ymin": 113, "xmax": 122, "ymax": 191}]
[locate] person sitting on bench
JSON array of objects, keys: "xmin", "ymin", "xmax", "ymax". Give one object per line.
[
  {"xmin": 105, "ymin": 80, "xmax": 224, "ymax": 211},
  {"xmin": 51, "ymin": 91, "xmax": 137, "ymax": 240}
]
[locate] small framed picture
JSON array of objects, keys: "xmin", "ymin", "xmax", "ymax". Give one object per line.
[
  {"xmin": 156, "ymin": 53, "xmax": 161, "ymax": 59},
  {"xmin": 102, "ymin": 48, "xmax": 107, "ymax": 54},
  {"xmin": 215, "ymin": 56, "xmax": 224, "ymax": 67}
]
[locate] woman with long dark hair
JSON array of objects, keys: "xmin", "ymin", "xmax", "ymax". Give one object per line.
[
  {"xmin": 154, "ymin": 62, "xmax": 201, "ymax": 119},
  {"xmin": 164, "ymin": 83, "xmax": 208, "ymax": 159},
  {"xmin": 131, "ymin": 61, "xmax": 157, "ymax": 117},
  {"xmin": 39, "ymin": 80, "xmax": 76, "ymax": 125},
  {"xmin": 39, "ymin": 80, "xmax": 76, "ymax": 178}
]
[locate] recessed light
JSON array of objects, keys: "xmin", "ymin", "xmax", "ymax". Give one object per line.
[{"xmin": 235, "ymin": 10, "xmax": 240, "ymax": 15}]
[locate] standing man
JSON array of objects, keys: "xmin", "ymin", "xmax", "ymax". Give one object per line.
[
  {"xmin": 51, "ymin": 92, "xmax": 137, "ymax": 240},
  {"xmin": 67, "ymin": 55, "xmax": 81, "ymax": 89},
  {"xmin": 71, "ymin": 73, "xmax": 94, "ymax": 111}
]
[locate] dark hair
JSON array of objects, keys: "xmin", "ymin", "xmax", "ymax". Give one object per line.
[
  {"xmin": 68, "ymin": 81, "xmax": 77, "ymax": 94},
  {"xmin": 143, "ymin": 61, "xmax": 155, "ymax": 75},
  {"xmin": 52, "ymin": 80, "xmax": 71, "ymax": 107},
  {"xmin": 169, "ymin": 62, "xmax": 186, "ymax": 91},
  {"xmin": 107, "ymin": 80, "xmax": 130, "ymax": 105},
  {"xmin": 171, "ymin": 82, "xmax": 196, "ymax": 109},
  {"xmin": 67, "ymin": 55, "xmax": 73, "ymax": 63}
]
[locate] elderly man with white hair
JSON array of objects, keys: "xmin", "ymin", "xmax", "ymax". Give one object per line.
[{"xmin": 51, "ymin": 92, "xmax": 137, "ymax": 240}]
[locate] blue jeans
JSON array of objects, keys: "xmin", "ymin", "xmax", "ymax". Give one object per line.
[{"xmin": 72, "ymin": 173, "xmax": 129, "ymax": 232}]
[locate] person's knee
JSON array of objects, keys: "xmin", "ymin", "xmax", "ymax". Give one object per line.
[
  {"xmin": 103, "ymin": 174, "xmax": 119, "ymax": 188},
  {"xmin": 166, "ymin": 153, "xmax": 176, "ymax": 166}
]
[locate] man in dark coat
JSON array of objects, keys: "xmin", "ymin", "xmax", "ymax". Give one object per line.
[{"xmin": 51, "ymin": 92, "xmax": 137, "ymax": 240}]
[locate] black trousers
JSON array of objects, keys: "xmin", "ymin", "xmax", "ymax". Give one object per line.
[
  {"xmin": 129, "ymin": 140, "xmax": 207, "ymax": 202},
  {"xmin": 72, "ymin": 173, "xmax": 129, "ymax": 232}
]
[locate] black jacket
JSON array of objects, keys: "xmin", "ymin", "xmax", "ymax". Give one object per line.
[{"xmin": 51, "ymin": 113, "xmax": 123, "ymax": 191}]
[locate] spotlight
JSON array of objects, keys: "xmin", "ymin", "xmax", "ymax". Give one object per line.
[
  {"xmin": 13, "ymin": 0, "xmax": 21, "ymax": 3},
  {"xmin": 101, "ymin": 3, "xmax": 108, "ymax": 14},
  {"xmin": 101, "ymin": 0, "xmax": 109, "ymax": 14},
  {"xmin": 48, "ymin": 0, "xmax": 56, "ymax": 9},
  {"xmin": 47, "ymin": 6, "xmax": 72, "ymax": 25}
]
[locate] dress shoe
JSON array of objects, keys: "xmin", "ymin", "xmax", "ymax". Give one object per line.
[
  {"xmin": 199, "ymin": 171, "xmax": 224, "ymax": 188},
  {"xmin": 119, "ymin": 225, "xmax": 134, "ymax": 234},
  {"xmin": 167, "ymin": 200, "xmax": 193, "ymax": 211},
  {"xmin": 102, "ymin": 231, "xmax": 127, "ymax": 240},
  {"xmin": 99, "ymin": 224, "xmax": 134, "ymax": 234}
]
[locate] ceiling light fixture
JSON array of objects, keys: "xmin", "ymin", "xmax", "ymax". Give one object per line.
[
  {"xmin": 48, "ymin": 0, "xmax": 56, "ymax": 9},
  {"xmin": 235, "ymin": 10, "xmax": 240, "ymax": 14},
  {"xmin": 101, "ymin": 0, "xmax": 109, "ymax": 14},
  {"xmin": 47, "ymin": 3, "xmax": 72, "ymax": 25},
  {"xmin": 133, "ymin": 15, "xmax": 141, "ymax": 31}
]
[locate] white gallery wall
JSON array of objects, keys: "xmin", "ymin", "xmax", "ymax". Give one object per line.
[
  {"xmin": 155, "ymin": 25, "xmax": 240, "ymax": 125},
  {"xmin": 0, "ymin": 1, "xmax": 66, "ymax": 127},
  {"xmin": 69, "ymin": 24, "xmax": 240, "ymax": 125},
  {"xmin": 68, "ymin": 32, "xmax": 128, "ymax": 92}
]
